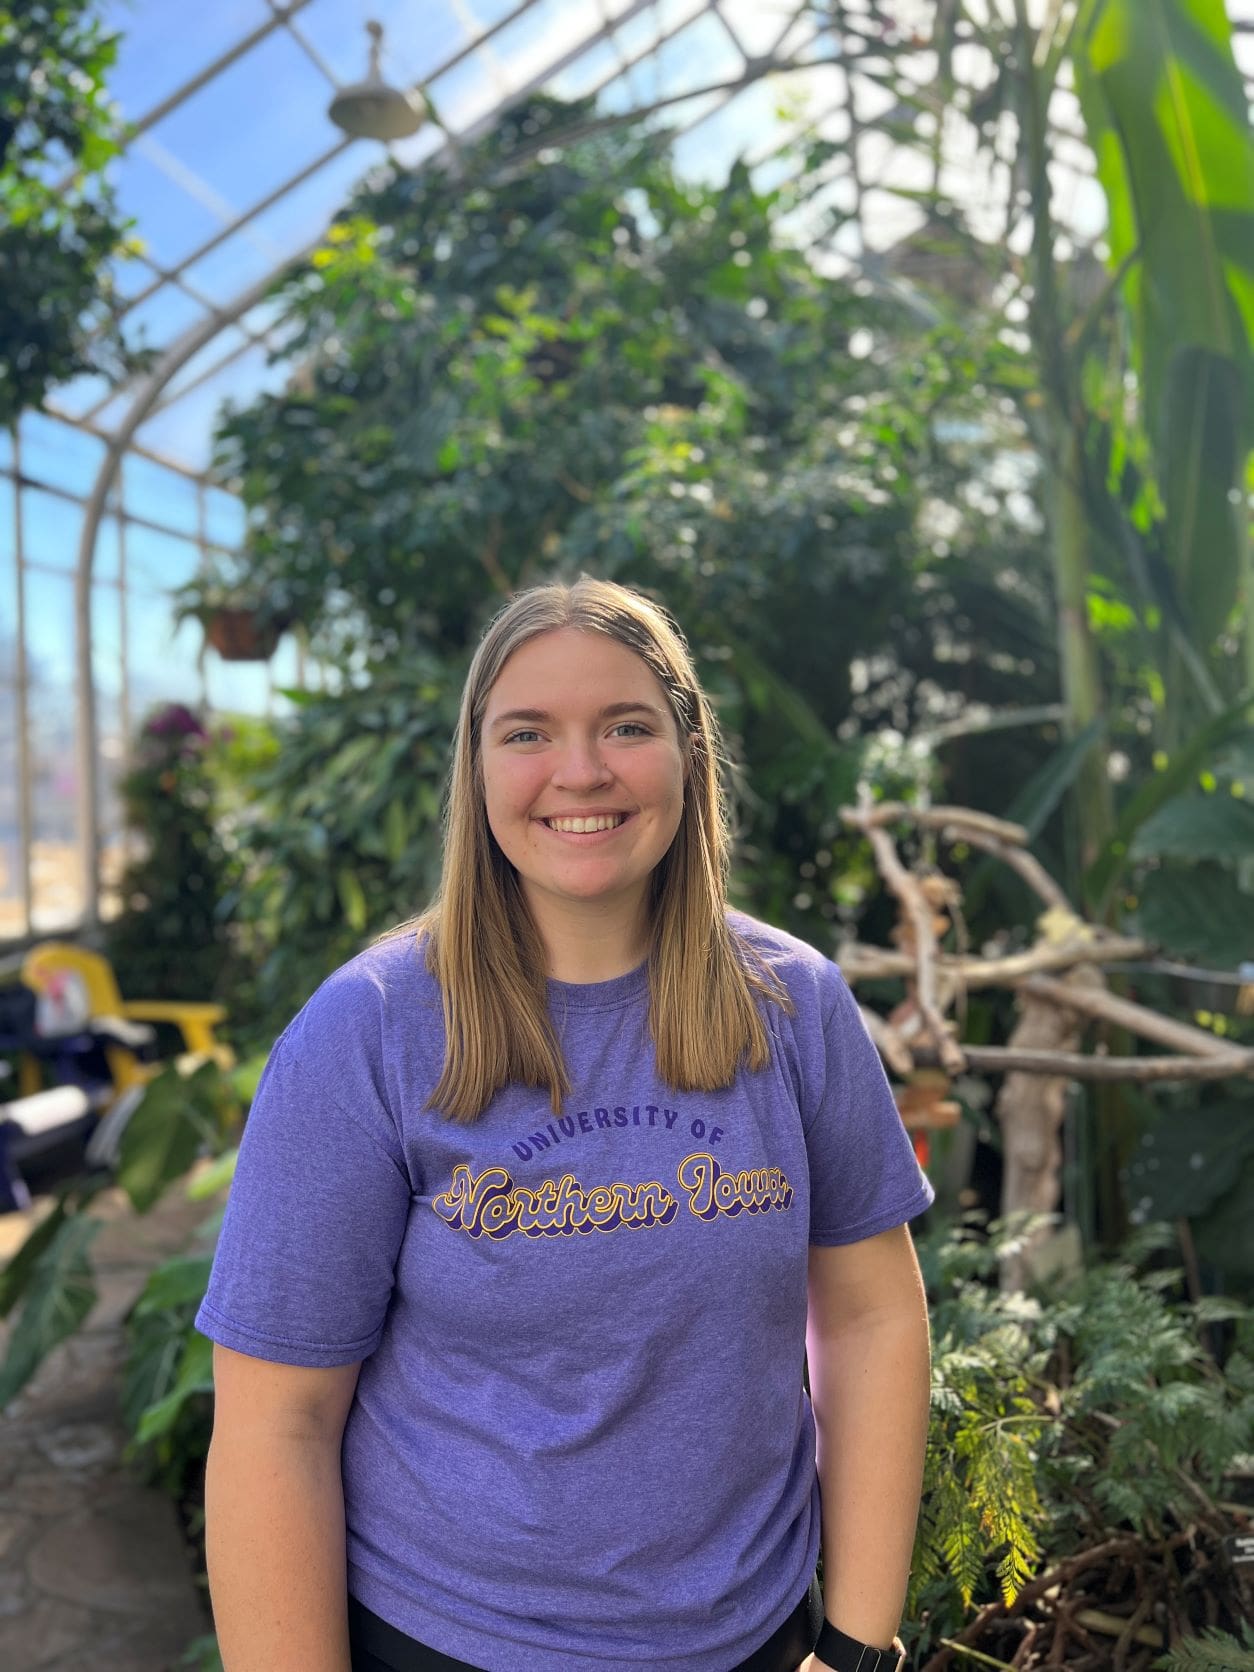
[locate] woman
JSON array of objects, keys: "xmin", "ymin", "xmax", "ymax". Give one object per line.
[{"xmin": 197, "ymin": 576, "xmax": 933, "ymax": 1672}]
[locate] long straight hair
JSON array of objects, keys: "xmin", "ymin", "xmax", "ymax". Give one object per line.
[{"xmin": 385, "ymin": 576, "xmax": 791, "ymax": 1122}]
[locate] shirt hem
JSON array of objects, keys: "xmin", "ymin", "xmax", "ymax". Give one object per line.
[
  {"xmin": 346, "ymin": 1547, "xmax": 819, "ymax": 1672},
  {"xmin": 195, "ymin": 1299, "xmax": 383, "ymax": 1367},
  {"xmin": 809, "ymin": 1181, "xmax": 935, "ymax": 1247}
]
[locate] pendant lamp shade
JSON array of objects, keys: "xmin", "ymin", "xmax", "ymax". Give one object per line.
[{"xmin": 329, "ymin": 20, "xmax": 425, "ymax": 141}]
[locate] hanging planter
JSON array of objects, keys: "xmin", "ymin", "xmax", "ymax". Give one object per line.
[{"xmin": 203, "ymin": 604, "xmax": 291, "ymax": 662}]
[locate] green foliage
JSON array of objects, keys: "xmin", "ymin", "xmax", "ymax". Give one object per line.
[
  {"xmin": 0, "ymin": 1060, "xmax": 241, "ymax": 1409},
  {"xmin": 1156, "ymin": 1625, "xmax": 1254, "ymax": 1671},
  {"xmin": 103, "ymin": 703, "xmax": 239, "ymax": 1004},
  {"xmin": 0, "ymin": 1209, "xmax": 101, "ymax": 1406},
  {"xmin": 909, "ymin": 1218, "xmax": 1254, "ymax": 1646},
  {"xmin": 207, "ymin": 93, "xmax": 1062, "ymax": 994},
  {"xmin": 1075, "ymin": 0, "xmax": 1253, "ymax": 726},
  {"xmin": 219, "ymin": 663, "xmax": 457, "ymax": 1016},
  {"xmin": 0, "ymin": 0, "xmax": 140, "ymax": 424}
]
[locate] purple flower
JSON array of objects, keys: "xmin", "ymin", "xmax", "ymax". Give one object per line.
[{"xmin": 144, "ymin": 703, "xmax": 208, "ymax": 740}]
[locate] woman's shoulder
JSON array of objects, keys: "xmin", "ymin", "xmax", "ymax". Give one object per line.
[
  {"xmin": 280, "ymin": 927, "xmax": 440, "ymax": 1061},
  {"xmin": 725, "ymin": 906, "xmax": 843, "ymax": 1011}
]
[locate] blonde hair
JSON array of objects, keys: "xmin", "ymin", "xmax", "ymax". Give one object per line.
[{"xmin": 384, "ymin": 576, "xmax": 790, "ymax": 1122}]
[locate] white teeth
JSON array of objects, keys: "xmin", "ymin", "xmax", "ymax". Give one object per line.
[{"xmin": 545, "ymin": 814, "xmax": 626, "ymax": 833}]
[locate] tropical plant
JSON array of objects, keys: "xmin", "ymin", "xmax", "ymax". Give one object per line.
[
  {"xmin": 907, "ymin": 1218, "xmax": 1254, "ymax": 1663},
  {"xmin": 0, "ymin": 0, "xmax": 139, "ymax": 425},
  {"xmin": 103, "ymin": 702, "xmax": 239, "ymax": 1005},
  {"xmin": 0, "ymin": 1056, "xmax": 245, "ymax": 1409}
]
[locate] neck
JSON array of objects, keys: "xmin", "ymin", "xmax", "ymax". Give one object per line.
[{"xmin": 527, "ymin": 890, "xmax": 651, "ymax": 984}]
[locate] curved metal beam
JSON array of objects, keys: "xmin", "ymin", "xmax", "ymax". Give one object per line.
[{"xmin": 73, "ymin": 254, "xmax": 314, "ymax": 927}]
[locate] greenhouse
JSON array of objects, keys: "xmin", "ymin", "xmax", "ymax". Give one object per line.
[{"xmin": 1, "ymin": 1, "xmax": 1253, "ymax": 1668}]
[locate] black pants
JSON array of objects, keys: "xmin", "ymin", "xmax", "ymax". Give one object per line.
[{"xmin": 348, "ymin": 1576, "xmax": 823, "ymax": 1672}]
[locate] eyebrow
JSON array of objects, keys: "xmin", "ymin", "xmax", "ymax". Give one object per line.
[{"xmin": 489, "ymin": 701, "xmax": 666, "ymax": 731}]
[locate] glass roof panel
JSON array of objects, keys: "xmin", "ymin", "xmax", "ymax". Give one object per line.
[
  {"xmin": 548, "ymin": 34, "xmax": 624, "ymax": 100},
  {"xmin": 101, "ymin": 0, "xmax": 269, "ymax": 116},
  {"xmin": 121, "ymin": 456, "xmax": 203, "ymax": 539},
  {"xmin": 490, "ymin": 0, "xmax": 602, "ymax": 95},
  {"xmin": 27, "ymin": 0, "xmax": 1248, "ymax": 492},
  {"xmin": 111, "ymin": 141, "xmax": 239, "ymax": 271},
  {"xmin": 133, "ymin": 342, "xmax": 291, "ymax": 473},
  {"xmin": 123, "ymin": 284, "xmax": 212, "ymax": 357},
  {"xmin": 143, "ymin": 31, "xmax": 340, "ymax": 211},
  {"xmin": 22, "ymin": 490, "xmax": 85, "ymax": 571},
  {"xmin": 717, "ymin": 0, "xmax": 801, "ymax": 58},
  {"xmin": 17, "ymin": 414, "xmax": 107, "ymax": 499},
  {"xmin": 295, "ymin": 0, "xmax": 469, "ymax": 88}
]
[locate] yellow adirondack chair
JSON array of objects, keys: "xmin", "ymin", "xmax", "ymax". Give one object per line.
[{"xmin": 20, "ymin": 942, "xmax": 234, "ymax": 1098}]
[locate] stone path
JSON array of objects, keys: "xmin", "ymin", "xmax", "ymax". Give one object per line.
[{"xmin": 0, "ymin": 1175, "xmax": 217, "ymax": 1671}]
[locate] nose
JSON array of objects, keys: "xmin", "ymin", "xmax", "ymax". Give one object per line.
[{"xmin": 551, "ymin": 736, "xmax": 613, "ymax": 790}]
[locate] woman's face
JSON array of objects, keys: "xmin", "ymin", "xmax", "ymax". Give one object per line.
[{"xmin": 480, "ymin": 626, "xmax": 688, "ymax": 936}]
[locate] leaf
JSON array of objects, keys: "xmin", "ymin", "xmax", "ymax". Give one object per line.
[
  {"xmin": 131, "ymin": 1255, "xmax": 215, "ymax": 1319},
  {"xmin": 1131, "ymin": 788, "xmax": 1254, "ymax": 860},
  {"xmin": 134, "ymin": 1330, "xmax": 215, "ymax": 1445},
  {"xmin": 1086, "ymin": 695, "xmax": 1254, "ymax": 909},
  {"xmin": 337, "ymin": 867, "xmax": 369, "ymax": 932},
  {"xmin": 1133, "ymin": 861, "xmax": 1254, "ymax": 967},
  {"xmin": 185, "ymin": 1148, "xmax": 238, "ymax": 1201},
  {"xmin": 1123, "ymin": 1101, "xmax": 1254, "ymax": 1220},
  {"xmin": 1075, "ymin": 0, "xmax": 1254, "ymax": 700},
  {"xmin": 0, "ymin": 1217, "xmax": 102, "ymax": 1409},
  {"xmin": 1193, "ymin": 1155, "xmax": 1254, "ymax": 1280},
  {"xmin": 114, "ymin": 1069, "xmax": 207, "ymax": 1215}
]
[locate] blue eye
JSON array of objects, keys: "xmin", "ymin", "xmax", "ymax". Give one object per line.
[
  {"xmin": 505, "ymin": 729, "xmax": 542, "ymax": 744},
  {"xmin": 611, "ymin": 722, "xmax": 650, "ymax": 737}
]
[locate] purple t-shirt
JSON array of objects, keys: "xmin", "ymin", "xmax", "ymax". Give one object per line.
[{"xmin": 196, "ymin": 910, "xmax": 932, "ymax": 1671}]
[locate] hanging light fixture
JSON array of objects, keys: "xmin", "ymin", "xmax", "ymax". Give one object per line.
[{"xmin": 329, "ymin": 20, "xmax": 424, "ymax": 141}]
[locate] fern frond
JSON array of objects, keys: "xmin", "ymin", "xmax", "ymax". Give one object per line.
[{"xmin": 1154, "ymin": 1624, "xmax": 1254, "ymax": 1671}]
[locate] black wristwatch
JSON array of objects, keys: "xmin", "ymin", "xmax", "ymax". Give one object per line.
[{"xmin": 813, "ymin": 1618, "xmax": 907, "ymax": 1672}]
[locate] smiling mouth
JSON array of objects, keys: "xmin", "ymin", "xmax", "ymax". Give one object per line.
[{"xmin": 541, "ymin": 814, "xmax": 630, "ymax": 833}]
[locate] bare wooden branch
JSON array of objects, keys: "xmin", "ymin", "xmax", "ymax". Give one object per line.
[
  {"xmin": 841, "ymin": 802, "xmax": 1029, "ymax": 845},
  {"xmin": 857, "ymin": 800, "xmax": 965, "ymax": 1073},
  {"xmin": 943, "ymin": 826, "xmax": 1072, "ymax": 913},
  {"xmin": 911, "ymin": 1044, "xmax": 1254, "ymax": 1082},
  {"xmin": 839, "ymin": 936, "xmax": 1152, "ymax": 988},
  {"xmin": 858, "ymin": 1005, "xmax": 915, "ymax": 1076},
  {"xmin": 1016, "ymin": 973, "xmax": 1237, "ymax": 1058}
]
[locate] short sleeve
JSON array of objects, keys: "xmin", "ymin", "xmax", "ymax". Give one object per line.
[
  {"xmin": 195, "ymin": 1027, "xmax": 414, "ymax": 1368},
  {"xmin": 803, "ymin": 966, "xmax": 935, "ymax": 1245}
]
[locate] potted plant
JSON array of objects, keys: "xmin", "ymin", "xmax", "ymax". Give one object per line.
[{"xmin": 174, "ymin": 557, "xmax": 294, "ymax": 662}]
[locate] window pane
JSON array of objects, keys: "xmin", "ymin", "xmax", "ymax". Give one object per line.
[
  {"xmin": 125, "ymin": 524, "xmax": 204, "ymax": 592},
  {"xmin": 122, "ymin": 454, "xmax": 201, "ymax": 538},
  {"xmin": 22, "ymin": 487, "xmax": 84, "ymax": 570},
  {"xmin": 204, "ymin": 487, "xmax": 245, "ymax": 549},
  {"xmin": 19, "ymin": 411, "xmax": 107, "ymax": 498},
  {"xmin": 28, "ymin": 570, "xmax": 83, "ymax": 933},
  {"xmin": 127, "ymin": 591, "xmax": 203, "ymax": 714},
  {"xmin": 206, "ymin": 654, "xmax": 274, "ymax": 717},
  {"xmin": 0, "ymin": 678, "xmax": 25, "ymax": 943}
]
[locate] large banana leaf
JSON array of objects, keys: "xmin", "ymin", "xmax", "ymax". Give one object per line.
[
  {"xmin": 0, "ymin": 1217, "xmax": 102, "ymax": 1409},
  {"xmin": 1074, "ymin": 0, "xmax": 1254, "ymax": 672}
]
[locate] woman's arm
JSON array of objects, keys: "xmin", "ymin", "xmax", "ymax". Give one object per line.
[
  {"xmin": 204, "ymin": 1345, "xmax": 363, "ymax": 1672},
  {"xmin": 802, "ymin": 1223, "xmax": 931, "ymax": 1665}
]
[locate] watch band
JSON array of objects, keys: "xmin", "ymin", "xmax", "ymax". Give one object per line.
[{"xmin": 813, "ymin": 1618, "xmax": 907, "ymax": 1672}]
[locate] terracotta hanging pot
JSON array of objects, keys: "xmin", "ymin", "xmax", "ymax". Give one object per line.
[{"xmin": 204, "ymin": 606, "xmax": 290, "ymax": 662}]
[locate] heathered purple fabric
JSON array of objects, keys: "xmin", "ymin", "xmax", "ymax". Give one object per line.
[{"xmin": 196, "ymin": 910, "xmax": 933, "ymax": 1671}]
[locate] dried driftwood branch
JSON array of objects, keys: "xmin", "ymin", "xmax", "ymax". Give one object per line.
[
  {"xmin": 842, "ymin": 802, "xmax": 1028, "ymax": 845},
  {"xmin": 859, "ymin": 1005, "xmax": 915, "ymax": 1076},
  {"xmin": 1016, "ymin": 973, "xmax": 1236, "ymax": 1058},
  {"xmin": 848, "ymin": 797, "xmax": 965, "ymax": 1073},
  {"xmin": 912, "ymin": 1044, "xmax": 1254, "ymax": 1082},
  {"xmin": 839, "ymin": 936, "xmax": 1152, "ymax": 988}
]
